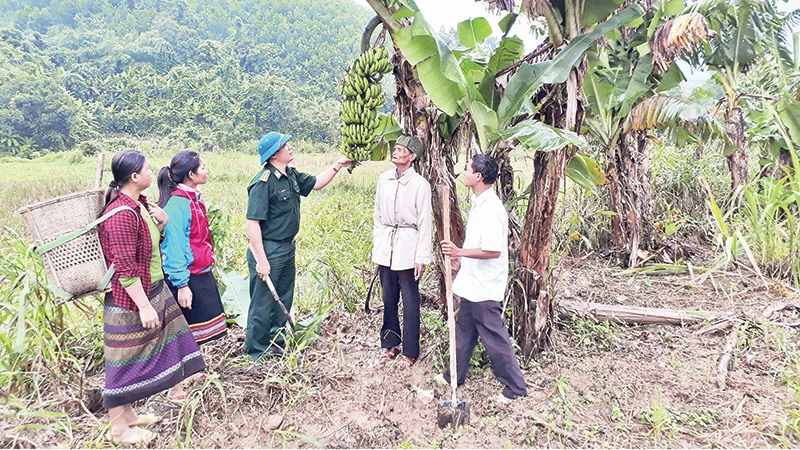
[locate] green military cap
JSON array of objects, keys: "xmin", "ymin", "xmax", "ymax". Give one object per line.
[{"xmin": 396, "ymin": 134, "xmax": 423, "ymax": 158}]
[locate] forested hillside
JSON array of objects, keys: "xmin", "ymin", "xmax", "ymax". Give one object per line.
[{"xmin": 0, "ymin": 0, "xmax": 372, "ymax": 157}]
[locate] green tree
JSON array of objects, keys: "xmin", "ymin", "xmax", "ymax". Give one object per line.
[
  {"xmin": 0, "ymin": 31, "xmax": 91, "ymax": 155},
  {"xmin": 0, "ymin": 0, "xmax": 374, "ymax": 150}
]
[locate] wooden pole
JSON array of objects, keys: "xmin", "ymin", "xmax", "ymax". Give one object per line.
[
  {"xmin": 442, "ymin": 185, "xmax": 457, "ymax": 405},
  {"xmin": 94, "ymin": 153, "xmax": 105, "ymax": 189}
]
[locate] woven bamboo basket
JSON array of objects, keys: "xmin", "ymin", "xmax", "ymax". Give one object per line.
[{"xmin": 18, "ymin": 189, "xmax": 109, "ymax": 299}]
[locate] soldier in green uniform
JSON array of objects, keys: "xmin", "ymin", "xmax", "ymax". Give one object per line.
[{"xmin": 245, "ymin": 132, "xmax": 351, "ymax": 360}]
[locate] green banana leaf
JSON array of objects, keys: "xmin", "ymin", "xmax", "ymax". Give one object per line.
[
  {"xmin": 654, "ymin": 61, "xmax": 685, "ymax": 92},
  {"xmin": 219, "ymin": 270, "xmax": 250, "ymax": 328},
  {"xmin": 774, "ymin": 99, "xmax": 800, "ymax": 184},
  {"xmin": 479, "ymin": 36, "xmax": 525, "ymax": 109},
  {"xmin": 581, "ymin": 0, "xmax": 626, "ymax": 28},
  {"xmin": 461, "ymin": 59, "xmax": 487, "ymax": 83},
  {"xmin": 392, "ymin": 6, "xmax": 417, "ymax": 20},
  {"xmin": 498, "ymin": 4, "xmax": 645, "ymax": 124},
  {"xmin": 618, "ymin": 53, "xmax": 653, "ymax": 117},
  {"xmin": 498, "ymin": 13, "xmax": 518, "ymax": 36},
  {"xmin": 374, "ymin": 112, "xmax": 404, "ymax": 141},
  {"xmin": 777, "ymin": 98, "xmax": 800, "ymax": 151},
  {"xmin": 661, "ymin": 0, "xmax": 685, "ymax": 16},
  {"xmin": 566, "ymin": 152, "xmax": 607, "ymax": 194},
  {"xmin": 584, "ymin": 64, "xmax": 621, "ymax": 142},
  {"xmin": 469, "ymin": 99, "xmax": 499, "ymax": 150},
  {"xmin": 493, "ymin": 119, "xmax": 586, "ymax": 153},
  {"xmin": 394, "ymin": 15, "xmax": 467, "ymax": 116},
  {"xmin": 397, "ymin": 0, "xmax": 420, "ymax": 12},
  {"xmin": 368, "ymin": 113, "xmax": 404, "ymax": 161},
  {"xmin": 437, "ymin": 113, "xmax": 464, "ymax": 140},
  {"xmin": 457, "ymin": 17, "xmax": 492, "ymax": 49}
]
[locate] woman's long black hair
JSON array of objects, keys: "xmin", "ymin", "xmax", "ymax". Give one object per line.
[
  {"xmin": 157, "ymin": 150, "xmax": 201, "ymax": 208},
  {"xmin": 104, "ymin": 150, "xmax": 146, "ymax": 208}
]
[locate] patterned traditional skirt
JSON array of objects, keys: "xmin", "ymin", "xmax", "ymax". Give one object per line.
[
  {"xmin": 103, "ymin": 280, "xmax": 206, "ymax": 409},
  {"xmin": 166, "ymin": 272, "xmax": 228, "ymax": 345}
]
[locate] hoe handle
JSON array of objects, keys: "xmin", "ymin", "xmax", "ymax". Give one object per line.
[
  {"xmin": 266, "ymin": 276, "xmax": 295, "ymax": 332},
  {"xmin": 441, "ymin": 186, "xmax": 458, "ymax": 404}
]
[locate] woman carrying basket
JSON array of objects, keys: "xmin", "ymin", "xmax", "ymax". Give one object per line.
[
  {"xmin": 99, "ymin": 150, "xmax": 206, "ymax": 445},
  {"xmin": 157, "ymin": 151, "xmax": 227, "ymax": 397}
]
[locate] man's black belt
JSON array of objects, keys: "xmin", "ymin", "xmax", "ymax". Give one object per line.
[{"xmin": 266, "ymin": 237, "xmax": 294, "ymax": 243}]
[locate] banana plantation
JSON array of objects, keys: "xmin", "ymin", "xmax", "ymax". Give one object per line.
[
  {"xmin": 3, "ymin": 0, "xmax": 800, "ymax": 447},
  {"xmin": 359, "ymin": 0, "xmax": 800, "ymax": 357}
]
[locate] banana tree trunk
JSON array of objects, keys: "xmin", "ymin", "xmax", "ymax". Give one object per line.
[
  {"xmin": 493, "ymin": 146, "xmax": 523, "ymax": 262},
  {"xmin": 725, "ymin": 105, "xmax": 748, "ymax": 190},
  {"xmin": 605, "ymin": 130, "xmax": 659, "ymax": 267},
  {"xmin": 510, "ymin": 66, "xmax": 585, "ymax": 358}
]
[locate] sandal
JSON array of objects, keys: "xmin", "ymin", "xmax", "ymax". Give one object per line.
[
  {"xmin": 167, "ymin": 386, "xmax": 187, "ymax": 403},
  {"xmin": 106, "ymin": 426, "xmax": 157, "ymax": 445},
  {"xmin": 381, "ymin": 346, "xmax": 401, "ymax": 361},
  {"xmin": 192, "ymin": 373, "xmax": 207, "ymax": 382},
  {"xmin": 168, "ymin": 392, "xmax": 186, "ymax": 402},
  {"xmin": 185, "ymin": 372, "xmax": 207, "ymax": 388},
  {"xmin": 129, "ymin": 413, "xmax": 162, "ymax": 427}
]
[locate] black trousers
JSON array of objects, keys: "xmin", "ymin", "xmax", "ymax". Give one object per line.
[
  {"xmin": 379, "ymin": 265, "xmax": 421, "ymax": 359},
  {"xmin": 444, "ymin": 299, "xmax": 527, "ymax": 399}
]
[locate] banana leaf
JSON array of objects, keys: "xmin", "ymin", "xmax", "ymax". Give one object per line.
[
  {"xmin": 493, "ymin": 119, "xmax": 586, "ymax": 152},
  {"xmin": 479, "ymin": 36, "xmax": 524, "ymax": 109},
  {"xmin": 457, "ymin": 17, "xmax": 492, "ymax": 49},
  {"xmin": 219, "ymin": 270, "xmax": 250, "ymax": 328},
  {"xmin": 566, "ymin": 152, "xmax": 607, "ymax": 194},
  {"xmin": 394, "ymin": 15, "xmax": 467, "ymax": 116},
  {"xmin": 498, "ymin": 4, "xmax": 645, "ymax": 124}
]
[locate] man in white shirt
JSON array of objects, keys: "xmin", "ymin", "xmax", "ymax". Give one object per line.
[
  {"xmin": 440, "ymin": 154, "xmax": 527, "ymax": 402},
  {"xmin": 372, "ymin": 135, "xmax": 433, "ymax": 365}
]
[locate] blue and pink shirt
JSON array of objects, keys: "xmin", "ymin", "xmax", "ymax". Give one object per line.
[{"xmin": 160, "ymin": 185, "xmax": 215, "ymax": 288}]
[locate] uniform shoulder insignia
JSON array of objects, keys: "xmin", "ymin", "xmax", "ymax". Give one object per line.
[{"xmin": 260, "ymin": 170, "xmax": 271, "ymax": 182}]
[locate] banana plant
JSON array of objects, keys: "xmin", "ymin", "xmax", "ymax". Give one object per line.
[
  {"xmin": 687, "ymin": 0, "xmax": 798, "ymax": 190},
  {"xmin": 584, "ymin": 3, "xmax": 721, "ymax": 267}
]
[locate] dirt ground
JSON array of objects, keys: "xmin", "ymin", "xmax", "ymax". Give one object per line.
[{"xmin": 4, "ymin": 255, "xmax": 800, "ymax": 448}]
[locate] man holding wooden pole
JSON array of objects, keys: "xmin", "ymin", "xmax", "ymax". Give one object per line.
[{"xmin": 439, "ymin": 154, "xmax": 527, "ymax": 403}]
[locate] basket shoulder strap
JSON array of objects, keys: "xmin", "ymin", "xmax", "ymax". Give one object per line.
[{"xmin": 34, "ymin": 205, "xmax": 136, "ymax": 255}]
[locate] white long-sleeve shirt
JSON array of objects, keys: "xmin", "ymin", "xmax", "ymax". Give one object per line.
[{"xmin": 372, "ymin": 167, "xmax": 432, "ymax": 270}]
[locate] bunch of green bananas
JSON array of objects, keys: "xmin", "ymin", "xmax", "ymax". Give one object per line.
[{"xmin": 340, "ymin": 46, "xmax": 392, "ymax": 162}]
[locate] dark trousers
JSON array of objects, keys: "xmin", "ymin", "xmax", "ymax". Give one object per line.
[
  {"xmin": 379, "ymin": 265, "xmax": 421, "ymax": 359},
  {"xmin": 444, "ymin": 299, "xmax": 527, "ymax": 399},
  {"xmin": 244, "ymin": 240, "xmax": 295, "ymax": 360}
]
